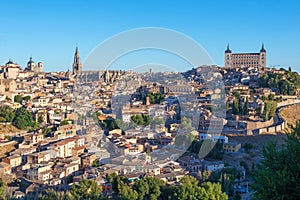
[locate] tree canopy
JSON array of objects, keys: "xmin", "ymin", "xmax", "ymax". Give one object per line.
[
  {"xmin": 258, "ymin": 70, "xmax": 300, "ymax": 95},
  {"xmin": 252, "ymin": 122, "xmax": 300, "ymax": 199},
  {"xmin": 161, "ymin": 176, "xmax": 228, "ymax": 200},
  {"xmin": 262, "ymin": 100, "xmax": 277, "ymax": 121},
  {"xmin": 13, "ymin": 107, "xmax": 36, "ymax": 130},
  {"xmin": 131, "ymin": 114, "xmax": 151, "ymax": 126},
  {"xmin": 0, "ymin": 105, "xmax": 15, "ymax": 122},
  {"xmin": 107, "ymin": 173, "xmax": 227, "ymax": 200},
  {"xmin": 39, "ymin": 180, "xmax": 102, "ymax": 200}
]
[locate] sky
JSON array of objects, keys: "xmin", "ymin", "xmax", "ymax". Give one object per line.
[{"xmin": 1, "ymin": 0, "xmax": 300, "ymax": 72}]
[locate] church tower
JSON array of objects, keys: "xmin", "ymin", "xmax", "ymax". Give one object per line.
[{"xmin": 73, "ymin": 46, "xmax": 82, "ymax": 74}]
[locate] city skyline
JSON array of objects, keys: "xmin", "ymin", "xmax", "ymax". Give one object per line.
[{"xmin": 1, "ymin": 0, "xmax": 300, "ymax": 72}]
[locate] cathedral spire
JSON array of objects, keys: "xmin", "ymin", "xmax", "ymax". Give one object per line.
[{"xmin": 73, "ymin": 45, "xmax": 82, "ymax": 74}]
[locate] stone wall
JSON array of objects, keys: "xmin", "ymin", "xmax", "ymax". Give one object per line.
[
  {"xmin": 253, "ymin": 119, "xmax": 287, "ymax": 135},
  {"xmin": 246, "ymin": 118, "xmax": 274, "ymax": 130}
]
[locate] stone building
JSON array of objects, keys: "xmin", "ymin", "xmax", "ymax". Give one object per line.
[{"xmin": 224, "ymin": 43, "xmax": 266, "ymax": 69}]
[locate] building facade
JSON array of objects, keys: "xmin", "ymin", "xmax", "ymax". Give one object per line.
[{"xmin": 224, "ymin": 43, "xmax": 266, "ymax": 69}]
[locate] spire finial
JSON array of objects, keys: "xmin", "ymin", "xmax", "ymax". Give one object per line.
[
  {"xmin": 260, "ymin": 42, "xmax": 266, "ymax": 52},
  {"xmin": 75, "ymin": 44, "xmax": 79, "ymax": 55},
  {"xmin": 225, "ymin": 43, "xmax": 231, "ymax": 53}
]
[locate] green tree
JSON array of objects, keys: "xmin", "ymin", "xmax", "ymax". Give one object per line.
[
  {"xmin": 232, "ymin": 99, "xmax": 239, "ymax": 115},
  {"xmin": 92, "ymin": 159, "xmax": 99, "ymax": 167},
  {"xmin": 244, "ymin": 98, "xmax": 249, "ymax": 115},
  {"xmin": 146, "ymin": 92, "xmax": 164, "ymax": 104},
  {"xmin": 13, "ymin": 107, "xmax": 35, "ymax": 130},
  {"xmin": 41, "ymin": 127, "xmax": 51, "ymax": 137},
  {"xmin": 4, "ymin": 135, "xmax": 12, "ymax": 141},
  {"xmin": 24, "ymin": 96, "xmax": 31, "ymax": 101},
  {"xmin": 239, "ymin": 160, "xmax": 249, "ymax": 175},
  {"xmin": 175, "ymin": 133, "xmax": 195, "ymax": 147},
  {"xmin": 118, "ymin": 181, "xmax": 138, "ymax": 200},
  {"xmin": 258, "ymin": 71, "xmax": 300, "ymax": 95},
  {"xmin": 39, "ymin": 189, "xmax": 66, "ymax": 200},
  {"xmin": 14, "ymin": 95, "xmax": 23, "ymax": 104},
  {"xmin": 268, "ymin": 93, "xmax": 275, "ymax": 101},
  {"xmin": 0, "ymin": 105, "xmax": 15, "ymax": 122},
  {"xmin": 226, "ymin": 101, "xmax": 230, "ymax": 112},
  {"xmin": 38, "ymin": 115, "xmax": 44, "ymax": 124},
  {"xmin": 107, "ymin": 173, "xmax": 125, "ymax": 194},
  {"xmin": 262, "ymin": 100, "xmax": 277, "ymax": 121},
  {"xmin": 252, "ymin": 122, "xmax": 300, "ymax": 199},
  {"xmin": 135, "ymin": 177, "xmax": 165, "ymax": 200},
  {"xmin": 200, "ymin": 182, "xmax": 228, "ymax": 200},
  {"xmin": 69, "ymin": 179, "xmax": 102, "ymax": 200},
  {"xmin": 60, "ymin": 120, "xmax": 70, "ymax": 126},
  {"xmin": 115, "ymin": 119, "xmax": 131, "ymax": 130},
  {"xmin": 238, "ymin": 99, "xmax": 244, "ymax": 115},
  {"xmin": 131, "ymin": 114, "xmax": 151, "ymax": 126},
  {"xmin": 164, "ymin": 176, "xmax": 228, "ymax": 200},
  {"xmin": 243, "ymin": 142, "xmax": 253, "ymax": 153},
  {"xmin": 181, "ymin": 116, "xmax": 193, "ymax": 130}
]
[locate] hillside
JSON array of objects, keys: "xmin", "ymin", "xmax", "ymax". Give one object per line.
[
  {"xmin": 280, "ymin": 104, "xmax": 300, "ymax": 127},
  {"xmin": 0, "ymin": 124, "xmax": 20, "ymax": 136}
]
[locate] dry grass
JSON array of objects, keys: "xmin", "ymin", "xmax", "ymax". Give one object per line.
[
  {"xmin": 280, "ymin": 104, "xmax": 300, "ymax": 127},
  {"xmin": 223, "ymin": 134, "xmax": 288, "ymax": 169},
  {"xmin": 0, "ymin": 124, "xmax": 20, "ymax": 137}
]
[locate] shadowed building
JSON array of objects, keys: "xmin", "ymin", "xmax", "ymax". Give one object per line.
[{"xmin": 224, "ymin": 43, "xmax": 266, "ymax": 69}]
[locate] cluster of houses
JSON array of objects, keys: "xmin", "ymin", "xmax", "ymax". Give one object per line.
[{"xmin": 1, "ymin": 59, "xmax": 293, "ymax": 198}]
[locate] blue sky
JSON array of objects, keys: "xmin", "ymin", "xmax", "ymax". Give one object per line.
[{"xmin": 1, "ymin": 0, "xmax": 300, "ymax": 72}]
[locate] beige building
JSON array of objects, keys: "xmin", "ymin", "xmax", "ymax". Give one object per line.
[
  {"xmin": 0, "ymin": 79, "xmax": 17, "ymax": 93},
  {"xmin": 223, "ymin": 142, "xmax": 241, "ymax": 153},
  {"xmin": 224, "ymin": 43, "xmax": 266, "ymax": 69},
  {"xmin": 2, "ymin": 155, "xmax": 22, "ymax": 168}
]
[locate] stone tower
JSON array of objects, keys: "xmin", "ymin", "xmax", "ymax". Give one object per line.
[
  {"xmin": 73, "ymin": 46, "xmax": 82, "ymax": 74},
  {"xmin": 224, "ymin": 44, "xmax": 232, "ymax": 68},
  {"xmin": 259, "ymin": 43, "xmax": 266, "ymax": 69}
]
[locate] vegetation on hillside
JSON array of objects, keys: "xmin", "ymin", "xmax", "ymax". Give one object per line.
[
  {"xmin": 258, "ymin": 69, "xmax": 300, "ymax": 95},
  {"xmin": 131, "ymin": 114, "xmax": 151, "ymax": 126},
  {"xmin": 0, "ymin": 106, "xmax": 37, "ymax": 130},
  {"xmin": 252, "ymin": 122, "xmax": 300, "ymax": 199},
  {"xmin": 280, "ymin": 104, "xmax": 300, "ymax": 127},
  {"xmin": 107, "ymin": 174, "xmax": 227, "ymax": 200}
]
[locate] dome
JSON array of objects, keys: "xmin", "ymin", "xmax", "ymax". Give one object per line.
[
  {"xmin": 27, "ymin": 57, "xmax": 35, "ymax": 65},
  {"xmin": 6, "ymin": 59, "xmax": 14, "ymax": 65}
]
